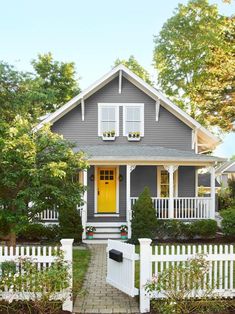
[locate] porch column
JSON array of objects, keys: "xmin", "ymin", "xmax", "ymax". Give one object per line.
[
  {"xmin": 164, "ymin": 165, "xmax": 178, "ymax": 219},
  {"xmin": 210, "ymin": 165, "xmax": 216, "ymax": 219},
  {"xmin": 82, "ymin": 170, "xmax": 88, "ymax": 240},
  {"xmin": 126, "ymin": 165, "xmax": 131, "ymax": 239}
]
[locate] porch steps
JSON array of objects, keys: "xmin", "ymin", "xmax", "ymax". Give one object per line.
[{"xmin": 85, "ymin": 222, "xmax": 127, "ymax": 242}]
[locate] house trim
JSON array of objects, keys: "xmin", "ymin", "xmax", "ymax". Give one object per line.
[
  {"xmin": 94, "ymin": 165, "xmax": 119, "ymax": 215},
  {"xmin": 216, "ymin": 161, "xmax": 235, "ymax": 175}
]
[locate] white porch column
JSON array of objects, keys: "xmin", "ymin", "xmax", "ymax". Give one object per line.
[
  {"xmin": 210, "ymin": 165, "xmax": 216, "ymax": 219},
  {"xmin": 164, "ymin": 165, "xmax": 178, "ymax": 219},
  {"xmin": 126, "ymin": 165, "xmax": 131, "ymax": 239},
  {"xmin": 82, "ymin": 170, "xmax": 88, "ymax": 240}
]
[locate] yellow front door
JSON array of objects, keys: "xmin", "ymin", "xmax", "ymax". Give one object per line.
[{"xmin": 97, "ymin": 168, "xmax": 116, "ymax": 213}]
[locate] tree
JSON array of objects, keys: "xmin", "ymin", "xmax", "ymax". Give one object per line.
[
  {"xmin": 0, "ymin": 54, "xmax": 80, "ymax": 122},
  {"xmin": 0, "ymin": 116, "xmax": 87, "ymax": 246},
  {"xmin": 114, "ymin": 55, "xmax": 154, "ymax": 86},
  {"xmin": 153, "ymin": 0, "xmax": 235, "ymax": 130},
  {"xmin": 131, "ymin": 187, "xmax": 157, "ymax": 243},
  {"xmin": 32, "ymin": 53, "xmax": 80, "ymax": 113}
]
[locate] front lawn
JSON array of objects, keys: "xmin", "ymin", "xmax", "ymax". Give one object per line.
[{"xmin": 73, "ymin": 247, "xmax": 91, "ymax": 298}]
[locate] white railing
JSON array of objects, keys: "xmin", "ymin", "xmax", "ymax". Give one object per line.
[
  {"xmin": 139, "ymin": 239, "xmax": 235, "ymax": 313},
  {"xmin": 130, "ymin": 197, "xmax": 212, "ymax": 219},
  {"xmin": 39, "ymin": 204, "xmax": 84, "ymax": 222},
  {"xmin": 0, "ymin": 239, "xmax": 74, "ymax": 312}
]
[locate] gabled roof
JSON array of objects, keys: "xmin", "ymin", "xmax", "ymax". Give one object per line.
[
  {"xmin": 36, "ymin": 64, "xmax": 220, "ymax": 150},
  {"xmin": 216, "ymin": 160, "xmax": 235, "ymax": 174}
]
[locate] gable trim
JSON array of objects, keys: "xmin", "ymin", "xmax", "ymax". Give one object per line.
[{"xmin": 35, "ymin": 64, "xmax": 219, "ymax": 149}]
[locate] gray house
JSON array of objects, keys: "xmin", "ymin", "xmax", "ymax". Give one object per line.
[
  {"xmin": 216, "ymin": 161, "xmax": 235, "ymax": 188},
  {"xmin": 37, "ymin": 65, "xmax": 223, "ymax": 241}
]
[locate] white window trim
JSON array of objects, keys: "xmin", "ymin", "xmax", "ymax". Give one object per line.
[
  {"xmin": 123, "ymin": 103, "xmax": 144, "ymax": 137},
  {"xmin": 94, "ymin": 166, "xmax": 119, "ymax": 214},
  {"xmin": 157, "ymin": 166, "xmax": 178, "ymax": 197},
  {"xmin": 98, "ymin": 103, "xmax": 119, "ymax": 136}
]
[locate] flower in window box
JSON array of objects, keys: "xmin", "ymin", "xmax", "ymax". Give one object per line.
[
  {"xmin": 135, "ymin": 132, "xmax": 140, "ymax": 138},
  {"xmin": 111, "ymin": 130, "xmax": 115, "ymax": 137}
]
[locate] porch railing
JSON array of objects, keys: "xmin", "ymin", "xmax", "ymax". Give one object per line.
[
  {"xmin": 38, "ymin": 204, "xmax": 84, "ymax": 222},
  {"xmin": 130, "ymin": 197, "xmax": 212, "ymax": 219}
]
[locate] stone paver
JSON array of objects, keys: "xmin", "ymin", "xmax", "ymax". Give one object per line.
[{"xmin": 73, "ymin": 245, "xmax": 139, "ymax": 314}]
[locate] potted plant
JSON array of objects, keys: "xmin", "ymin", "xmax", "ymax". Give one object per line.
[
  {"xmin": 102, "ymin": 130, "xmax": 116, "ymax": 141},
  {"xmin": 86, "ymin": 226, "xmax": 96, "ymax": 239},
  {"xmin": 128, "ymin": 132, "xmax": 140, "ymax": 141},
  {"xmin": 119, "ymin": 225, "xmax": 128, "ymax": 239}
]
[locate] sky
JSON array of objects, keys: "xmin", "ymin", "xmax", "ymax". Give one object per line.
[{"xmin": 0, "ymin": 0, "xmax": 234, "ymax": 158}]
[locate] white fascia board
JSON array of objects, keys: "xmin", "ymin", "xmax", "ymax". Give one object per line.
[
  {"xmin": 216, "ymin": 161, "xmax": 235, "ymax": 174},
  {"xmin": 35, "ymin": 63, "xmax": 220, "ymax": 148}
]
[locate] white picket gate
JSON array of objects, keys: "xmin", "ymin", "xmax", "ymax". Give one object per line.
[
  {"xmin": 0, "ymin": 239, "xmax": 74, "ymax": 312},
  {"xmin": 106, "ymin": 240, "xmax": 139, "ymax": 297},
  {"xmin": 107, "ymin": 239, "xmax": 235, "ymax": 314}
]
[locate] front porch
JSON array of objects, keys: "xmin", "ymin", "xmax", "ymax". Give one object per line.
[{"xmin": 39, "ymin": 161, "xmax": 217, "ymax": 240}]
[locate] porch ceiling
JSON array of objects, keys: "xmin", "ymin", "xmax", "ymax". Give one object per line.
[{"xmin": 74, "ymin": 145, "xmax": 224, "ymax": 165}]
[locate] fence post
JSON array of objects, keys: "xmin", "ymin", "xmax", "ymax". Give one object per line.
[
  {"xmin": 139, "ymin": 238, "xmax": 152, "ymax": 313},
  {"xmin": 60, "ymin": 238, "xmax": 74, "ymax": 312}
]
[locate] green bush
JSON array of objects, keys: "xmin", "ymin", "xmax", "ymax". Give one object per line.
[
  {"xmin": 189, "ymin": 219, "xmax": 217, "ymax": 238},
  {"xmin": 218, "ymin": 188, "xmax": 233, "ymax": 211},
  {"xmin": 131, "ymin": 187, "xmax": 158, "ymax": 243},
  {"xmin": 220, "ymin": 206, "xmax": 235, "ymax": 237},
  {"xmin": 58, "ymin": 206, "xmax": 83, "ymax": 243},
  {"xmin": 155, "ymin": 219, "xmax": 217, "ymax": 240},
  {"xmin": 17, "ymin": 223, "xmax": 59, "ymax": 241}
]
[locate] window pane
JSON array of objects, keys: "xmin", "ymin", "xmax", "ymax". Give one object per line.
[
  {"xmin": 126, "ymin": 107, "xmax": 141, "ymax": 121},
  {"xmin": 101, "ymin": 107, "xmax": 115, "ymax": 121}
]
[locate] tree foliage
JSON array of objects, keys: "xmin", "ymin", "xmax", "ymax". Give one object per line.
[
  {"xmin": 32, "ymin": 52, "xmax": 80, "ymax": 113},
  {"xmin": 0, "ymin": 116, "xmax": 87, "ymax": 245},
  {"xmin": 114, "ymin": 55, "xmax": 154, "ymax": 86},
  {"xmin": 153, "ymin": 0, "xmax": 235, "ymax": 131},
  {"xmin": 0, "ymin": 53, "xmax": 80, "ymax": 122}
]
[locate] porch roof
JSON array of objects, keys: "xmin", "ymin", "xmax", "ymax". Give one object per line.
[{"xmin": 74, "ymin": 145, "xmax": 224, "ymax": 164}]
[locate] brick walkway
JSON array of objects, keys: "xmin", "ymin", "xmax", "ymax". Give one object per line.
[{"xmin": 73, "ymin": 244, "xmax": 139, "ymax": 314}]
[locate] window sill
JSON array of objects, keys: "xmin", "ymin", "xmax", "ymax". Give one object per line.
[
  {"xmin": 127, "ymin": 137, "xmax": 141, "ymax": 142},
  {"xmin": 102, "ymin": 136, "xmax": 116, "ymax": 141}
]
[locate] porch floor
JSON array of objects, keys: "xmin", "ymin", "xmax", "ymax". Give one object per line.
[{"xmin": 73, "ymin": 244, "xmax": 139, "ymax": 314}]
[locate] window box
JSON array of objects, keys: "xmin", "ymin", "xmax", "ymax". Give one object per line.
[
  {"xmin": 127, "ymin": 132, "xmax": 141, "ymax": 141},
  {"xmin": 102, "ymin": 131, "xmax": 116, "ymax": 141}
]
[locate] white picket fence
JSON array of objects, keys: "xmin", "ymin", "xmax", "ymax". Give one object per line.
[
  {"xmin": 140, "ymin": 240, "xmax": 235, "ymax": 313},
  {"xmin": 107, "ymin": 239, "xmax": 235, "ymax": 314},
  {"xmin": 0, "ymin": 239, "xmax": 74, "ymax": 312}
]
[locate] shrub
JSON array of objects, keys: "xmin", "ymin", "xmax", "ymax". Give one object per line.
[
  {"xmin": 17, "ymin": 223, "xmax": 60, "ymax": 242},
  {"xmin": 154, "ymin": 220, "xmax": 217, "ymax": 240},
  {"xmin": 220, "ymin": 206, "xmax": 235, "ymax": 237},
  {"xmin": 189, "ymin": 219, "xmax": 217, "ymax": 238},
  {"xmin": 228, "ymin": 178, "xmax": 235, "ymax": 199},
  {"xmin": 131, "ymin": 187, "xmax": 158, "ymax": 243},
  {"xmin": 58, "ymin": 206, "xmax": 83, "ymax": 243},
  {"xmin": 218, "ymin": 188, "xmax": 233, "ymax": 211}
]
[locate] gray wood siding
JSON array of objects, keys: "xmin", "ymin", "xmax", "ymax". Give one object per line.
[
  {"xmin": 178, "ymin": 166, "xmax": 196, "ymax": 197},
  {"xmin": 131, "ymin": 166, "xmax": 157, "ymax": 197},
  {"xmin": 52, "ymin": 77, "xmax": 193, "ymax": 151}
]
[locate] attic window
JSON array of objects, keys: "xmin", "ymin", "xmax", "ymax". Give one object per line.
[
  {"xmin": 123, "ymin": 104, "xmax": 144, "ymax": 136},
  {"xmin": 98, "ymin": 104, "xmax": 119, "ymax": 137}
]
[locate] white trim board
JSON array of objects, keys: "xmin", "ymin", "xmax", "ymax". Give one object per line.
[{"xmin": 35, "ymin": 64, "xmax": 220, "ymax": 150}]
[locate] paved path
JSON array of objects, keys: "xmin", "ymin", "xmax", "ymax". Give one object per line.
[{"xmin": 73, "ymin": 244, "xmax": 139, "ymax": 314}]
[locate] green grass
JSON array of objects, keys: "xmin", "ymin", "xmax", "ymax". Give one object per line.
[{"xmin": 73, "ymin": 248, "xmax": 91, "ymax": 298}]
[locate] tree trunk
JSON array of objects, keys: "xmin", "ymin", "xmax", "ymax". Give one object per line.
[{"xmin": 8, "ymin": 232, "xmax": 16, "ymax": 247}]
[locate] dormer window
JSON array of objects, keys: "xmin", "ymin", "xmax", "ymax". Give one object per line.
[
  {"xmin": 123, "ymin": 104, "xmax": 144, "ymax": 137},
  {"xmin": 98, "ymin": 104, "xmax": 119, "ymax": 138}
]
